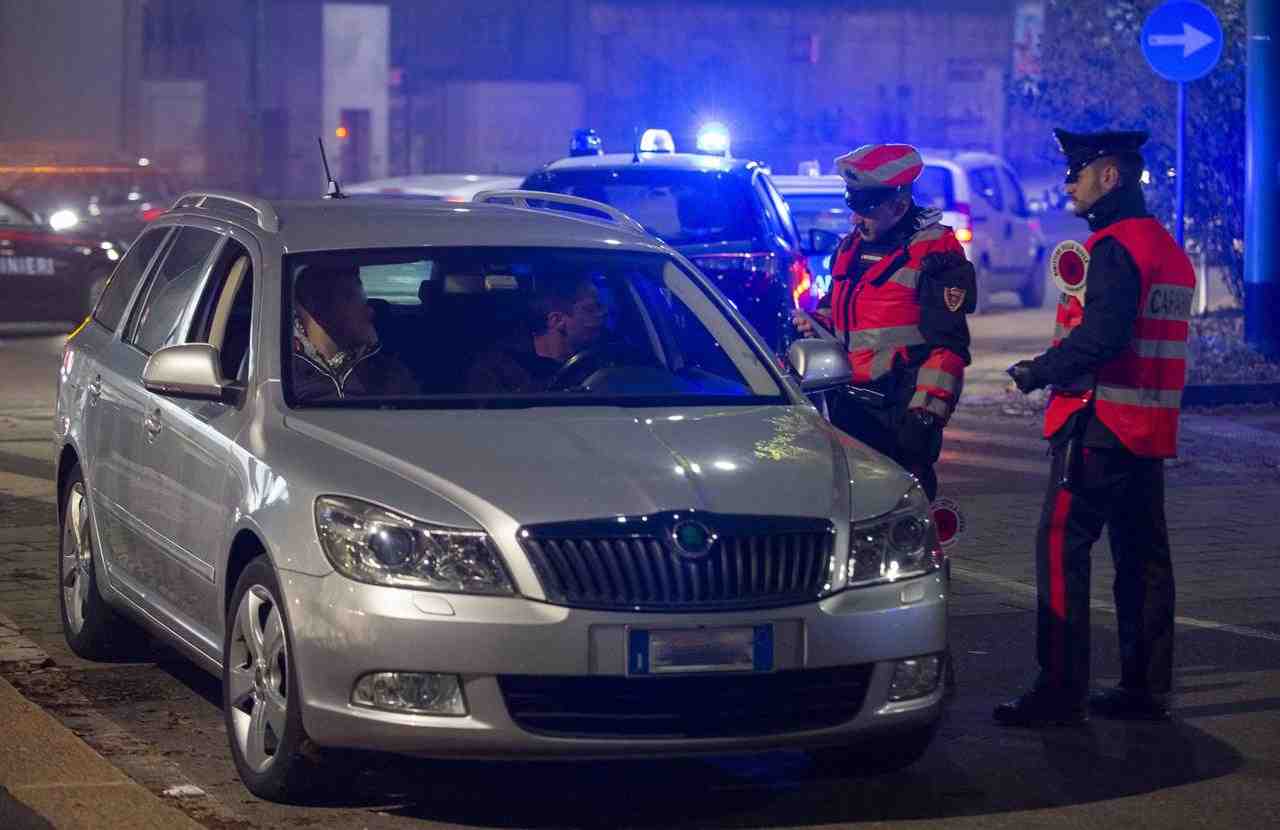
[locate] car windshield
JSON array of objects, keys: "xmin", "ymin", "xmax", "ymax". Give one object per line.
[
  {"xmin": 522, "ymin": 168, "xmax": 760, "ymax": 246},
  {"xmin": 285, "ymin": 246, "xmax": 786, "ymax": 409}
]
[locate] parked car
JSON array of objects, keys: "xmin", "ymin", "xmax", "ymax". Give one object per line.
[
  {"xmin": 344, "ymin": 173, "xmax": 525, "ymax": 201},
  {"xmin": 0, "ymin": 190, "xmax": 120, "ymax": 330},
  {"xmin": 55, "ymin": 189, "xmax": 948, "ymax": 801},
  {"xmin": 774, "ymin": 151, "xmax": 1047, "ymax": 311},
  {"xmin": 521, "ymin": 130, "xmax": 814, "ymax": 351}
]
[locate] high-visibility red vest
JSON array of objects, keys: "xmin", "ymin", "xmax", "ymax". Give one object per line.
[
  {"xmin": 826, "ymin": 222, "xmax": 967, "ymax": 418},
  {"xmin": 1042, "ymin": 218, "xmax": 1194, "ymax": 457}
]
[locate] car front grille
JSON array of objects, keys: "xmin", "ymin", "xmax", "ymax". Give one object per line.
[
  {"xmin": 518, "ymin": 513, "xmax": 836, "ymax": 612},
  {"xmin": 498, "ymin": 665, "xmax": 873, "ymax": 739}
]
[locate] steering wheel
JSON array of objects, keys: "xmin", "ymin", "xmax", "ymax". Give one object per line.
[{"xmin": 545, "ymin": 341, "xmax": 647, "ymax": 392}]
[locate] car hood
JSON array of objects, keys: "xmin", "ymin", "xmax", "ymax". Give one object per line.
[{"xmin": 283, "ymin": 404, "xmax": 911, "ymax": 527}]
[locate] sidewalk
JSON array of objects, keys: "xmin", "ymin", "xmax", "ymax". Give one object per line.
[{"xmin": 0, "ymin": 666, "xmax": 201, "ymax": 830}]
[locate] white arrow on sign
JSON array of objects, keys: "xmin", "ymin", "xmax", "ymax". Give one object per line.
[{"xmin": 1147, "ymin": 22, "xmax": 1216, "ymax": 58}]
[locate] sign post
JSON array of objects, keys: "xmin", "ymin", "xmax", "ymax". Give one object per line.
[{"xmin": 1141, "ymin": 1, "xmax": 1223, "ymax": 248}]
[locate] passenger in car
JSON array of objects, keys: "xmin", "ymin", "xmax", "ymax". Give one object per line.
[
  {"xmin": 292, "ymin": 264, "xmax": 419, "ymax": 400},
  {"xmin": 466, "ymin": 275, "xmax": 606, "ymax": 394}
]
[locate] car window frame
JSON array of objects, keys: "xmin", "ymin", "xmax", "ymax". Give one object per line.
[
  {"xmin": 999, "ymin": 166, "xmax": 1030, "ymax": 218},
  {"xmin": 758, "ymin": 174, "xmax": 801, "ymax": 249},
  {"xmin": 967, "ymin": 166, "xmax": 1004, "ymax": 212},
  {"xmin": 124, "ymin": 225, "xmax": 225, "ymax": 356},
  {"xmin": 92, "ymin": 226, "xmax": 174, "ymax": 334}
]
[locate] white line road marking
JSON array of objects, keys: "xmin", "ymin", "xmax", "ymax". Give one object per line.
[
  {"xmin": 952, "ymin": 564, "xmax": 1280, "ymax": 645},
  {"xmin": 945, "ymin": 427, "xmax": 1048, "ymax": 451},
  {"xmin": 940, "ymin": 449, "xmax": 1049, "ymax": 476}
]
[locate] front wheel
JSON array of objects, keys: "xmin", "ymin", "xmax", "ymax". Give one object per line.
[
  {"xmin": 223, "ymin": 556, "xmax": 323, "ymax": 802},
  {"xmin": 1018, "ymin": 258, "xmax": 1047, "ymax": 308}
]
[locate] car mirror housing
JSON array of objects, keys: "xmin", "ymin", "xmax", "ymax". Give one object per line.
[
  {"xmin": 804, "ymin": 228, "xmax": 841, "ymax": 256},
  {"xmin": 787, "ymin": 339, "xmax": 851, "ymax": 392},
  {"xmin": 142, "ymin": 343, "xmax": 235, "ymax": 400}
]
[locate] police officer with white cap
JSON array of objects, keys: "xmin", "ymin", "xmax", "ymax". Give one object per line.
[{"xmin": 796, "ymin": 143, "xmax": 976, "ymax": 502}]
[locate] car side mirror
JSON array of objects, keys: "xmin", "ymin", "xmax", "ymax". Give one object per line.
[
  {"xmin": 143, "ymin": 343, "xmax": 239, "ymax": 401},
  {"xmin": 804, "ymin": 228, "xmax": 841, "ymax": 256},
  {"xmin": 787, "ymin": 339, "xmax": 851, "ymax": 392}
]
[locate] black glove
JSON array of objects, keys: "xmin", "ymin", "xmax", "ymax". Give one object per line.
[
  {"xmin": 898, "ymin": 408, "xmax": 944, "ymax": 467},
  {"xmin": 1006, "ymin": 360, "xmax": 1042, "ymax": 394}
]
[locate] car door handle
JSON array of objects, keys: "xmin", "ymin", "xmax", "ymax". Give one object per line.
[
  {"xmin": 143, "ymin": 409, "xmax": 163, "ymax": 441},
  {"xmin": 87, "ymin": 376, "xmax": 102, "ymax": 405}
]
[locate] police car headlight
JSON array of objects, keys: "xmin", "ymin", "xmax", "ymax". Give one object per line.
[
  {"xmin": 49, "ymin": 209, "xmax": 80, "ymax": 232},
  {"xmin": 847, "ymin": 484, "xmax": 943, "ymax": 587},
  {"xmin": 315, "ymin": 496, "xmax": 514, "ymax": 594}
]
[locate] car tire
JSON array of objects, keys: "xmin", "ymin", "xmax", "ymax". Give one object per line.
[
  {"xmin": 808, "ymin": 719, "xmax": 939, "ymax": 778},
  {"xmin": 972, "ymin": 262, "xmax": 995, "ymax": 315},
  {"xmin": 1018, "ymin": 258, "xmax": 1047, "ymax": 308},
  {"xmin": 57, "ymin": 464, "xmax": 144, "ymax": 660},
  {"xmin": 223, "ymin": 555, "xmax": 324, "ymax": 803}
]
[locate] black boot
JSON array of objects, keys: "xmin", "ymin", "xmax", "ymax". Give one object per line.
[
  {"xmin": 1088, "ymin": 686, "xmax": 1171, "ymax": 721},
  {"xmin": 993, "ymin": 689, "xmax": 1087, "ymax": 727}
]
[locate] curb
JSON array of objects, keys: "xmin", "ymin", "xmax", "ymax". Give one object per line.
[
  {"xmin": 1183, "ymin": 383, "xmax": 1280, "ymax": 407},
  {"xmin": 0, "ymin": 615, "xmax": 203, "ymax": 830}
]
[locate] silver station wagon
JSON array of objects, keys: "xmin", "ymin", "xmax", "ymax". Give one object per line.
[{"xmin": 53, "ymin": 189, "xmax": 949, "ymax": 801}]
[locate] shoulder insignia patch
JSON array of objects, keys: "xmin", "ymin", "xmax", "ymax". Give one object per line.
[{"xmin": 943, "ymin": 286, "xmax": 967, "ymax": 313}]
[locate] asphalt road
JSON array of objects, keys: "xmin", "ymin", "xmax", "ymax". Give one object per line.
[{"xmin": 2, "ymin": 326, "xmax": 1279, "ymax": 830}]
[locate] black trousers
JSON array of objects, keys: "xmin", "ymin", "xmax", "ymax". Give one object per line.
[
  {"xmin": 1034, "ymin": 442, "xmax": 1175, "ymax": 700},
  {"xmin": 827, "ymin": 386, "xmax": 939, "ymax": 501}
]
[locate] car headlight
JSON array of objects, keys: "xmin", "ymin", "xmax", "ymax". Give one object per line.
[
  {"xmin": 315, "ymin": 496, "xmax": 514, "ymax": 594},
  {"xmin": 49, "ymin": 209, "xmax": 80, "ymax": 232},
  {"xmin": 847, "ymin": 484, "xmax": 943, "ymax": 587}
]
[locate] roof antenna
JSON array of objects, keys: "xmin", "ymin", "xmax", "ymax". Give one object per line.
[
  {"xmin": 317, "ymin": 137, "xmax": 345, "ymax": 199},
  {"xmin": 631, "ymin": 127, "xmax": 640, "ymax": 164}
]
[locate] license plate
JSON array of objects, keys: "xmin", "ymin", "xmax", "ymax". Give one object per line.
[{"xmin": 628, "ymin": 625, "xmax": 773, "ymax": 675}]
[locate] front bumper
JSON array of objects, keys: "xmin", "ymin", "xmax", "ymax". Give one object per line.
[{"xmin": 281, "ymin": 569, "xmax": 948, "ymax": 759}]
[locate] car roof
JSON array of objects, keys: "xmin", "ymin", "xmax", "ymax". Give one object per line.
[
  {"xmin": 537, "ymin": 152, "xmax": 757, "ymax": 176},
  {"xmin": 163, "ymin": 196, "xmax": 665, "ymax": 254}
]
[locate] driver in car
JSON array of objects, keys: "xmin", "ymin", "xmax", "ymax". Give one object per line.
[{"xmin": 467, "ymin": 275, "xmax": 607, "ymax": 394}]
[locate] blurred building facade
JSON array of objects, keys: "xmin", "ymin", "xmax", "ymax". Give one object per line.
[{"xmin": 1, "ymin": 0, "xmax": 1036, "ymax": 197}]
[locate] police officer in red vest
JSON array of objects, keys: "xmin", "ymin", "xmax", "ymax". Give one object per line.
[
  {"xmin": 997, "ymin": 129, "xmax": 1194, "ymax": 726},
  {"xmin": 795, "ymin": 144, "xmax": 975, "ymax": 502}
]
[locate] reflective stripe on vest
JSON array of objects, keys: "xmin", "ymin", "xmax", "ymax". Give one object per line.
[{"xmin": 830, "ymin": 223, "xmax": 956, "ymax": 382}]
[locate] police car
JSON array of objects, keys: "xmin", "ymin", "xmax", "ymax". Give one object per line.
[
  {"xmin": 775, "ymin": 150, "xmax": 1047, "ymax": 312},
  {"xmin": 520, "ymin": 128, "xmax": 813, "ymax": 351},
  {"xmin": 0, "ymin": 190, "xmax": 120, "ymax": 330}
]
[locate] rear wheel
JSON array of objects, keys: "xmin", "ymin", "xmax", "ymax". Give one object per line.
[
  {"xmin": 57, "ymin": 465, "xmax": 143, "ymax": 659},
  {"xmin": 809, "ymin": 720, "xmax": 939, "ymax": 777},
  {"xmin": 1018, "ymin": 257, "xmax": 1047, "ymax": 308},
  {"xmin": 224, "ymin": 556, "xmax": 324, "ymax": 802},
  {"xmin": 972, "ymin": 262, "xmax": 995, "ymax": 315}
]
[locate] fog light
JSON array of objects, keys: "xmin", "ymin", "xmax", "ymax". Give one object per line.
[
  {"xmin": 888, "ymin": 655, "xmax": 943, "ymax": 702},
  {"xmin": 352, "ymin": 672, "xmax": 467, "ymax": 715}
]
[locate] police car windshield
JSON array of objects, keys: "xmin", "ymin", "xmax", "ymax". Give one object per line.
[
  {"xmin": 284, "ymin": 246, "xmax": 785, "ymax": 409},
  {"xmin": 523, "ymin": 169, "xmax": 760, "ymax": 247}
]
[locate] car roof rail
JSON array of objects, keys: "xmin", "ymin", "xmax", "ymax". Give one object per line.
[
  {"xmin": 472, "ymin": 189, "xmax": 647, "ymax": 236},
  {"xmin": 170, "ymin": 191, "xmax": 280, "ymax": 233}
]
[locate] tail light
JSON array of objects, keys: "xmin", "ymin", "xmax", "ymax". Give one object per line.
[
  {"xmin": 141, "ymin": 207, "xmax": 165, "ymax": 222},
  {"xmin": 789, "ymin": 255, "xmax": 815, "ymax": 311},
  {"xmin": 952, "ymin": 202, "xmax": 973, "ymax": 244}
]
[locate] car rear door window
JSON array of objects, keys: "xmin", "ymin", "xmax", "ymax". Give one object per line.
[
  {"xmin": 914, "ymin": 166, "xmax": 955, "ymax": 211},
  {"xmin": 92, "ymin": 228, "xmax": 169, "ymax": 332},
  {"xmin": 968, "ymin": 167, "xmax": 1003, "ymax": 212},
  {"xmin": 127, "ymin": 226, "xmax": 221, "ymax": 354},
  {"xmin": 999, "ymin": 168, "xmax": 1030, "ymax": 218}
]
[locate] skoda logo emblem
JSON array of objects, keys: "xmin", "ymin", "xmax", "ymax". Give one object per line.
[{"xmin": 671, "ymin": 520, "xmax": 715, "ymax": 559}]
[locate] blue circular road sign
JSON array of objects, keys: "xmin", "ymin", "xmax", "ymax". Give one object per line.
[{"xmin": 1141, "ymin": 1, "xmax": 1223, "ymax": 82}]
